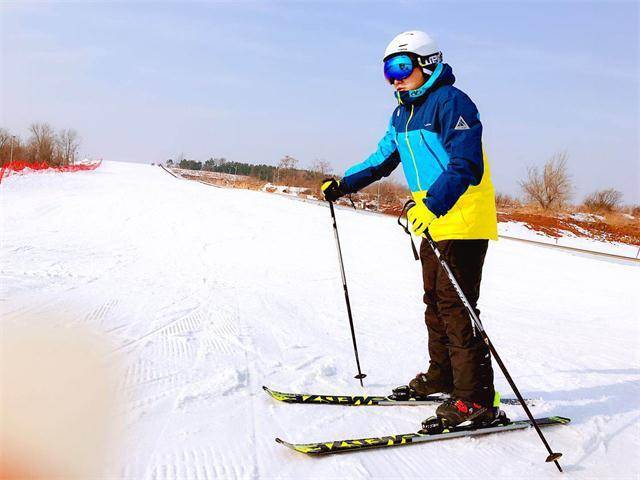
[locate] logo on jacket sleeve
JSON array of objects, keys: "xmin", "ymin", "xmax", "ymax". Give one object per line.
[{"xmin": 454, "ymin": 116, "xmax": 470, "ymax": 130}]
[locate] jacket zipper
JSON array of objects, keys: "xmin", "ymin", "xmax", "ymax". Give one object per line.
[{"xmin": 404, "ymin": 105, "xmax": 423, "ymax": 191}]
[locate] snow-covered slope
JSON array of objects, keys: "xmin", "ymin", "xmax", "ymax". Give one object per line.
[{"xmin": 1, "ymin": 162, "xmax": 639, "ymax": 479}]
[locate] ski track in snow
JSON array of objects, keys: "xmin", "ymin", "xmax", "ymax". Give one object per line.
[{"xmin": 1, "ymin": 161, "xmax": 639, "ymax": 479}]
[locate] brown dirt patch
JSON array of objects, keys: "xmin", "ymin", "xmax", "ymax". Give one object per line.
[{"xmin": 498, "ymin": 210, "xmax": 640, "ymax": 246}]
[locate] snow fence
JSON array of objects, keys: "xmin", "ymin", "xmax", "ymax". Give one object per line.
[{"xmin": 0, "ymin": 159, "xmax": 102, "ymax": 184}]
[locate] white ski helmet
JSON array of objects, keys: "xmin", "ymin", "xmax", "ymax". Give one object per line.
[{"xmin": 383, "ymin": 30, "xmax": 443, "ymax": 74}]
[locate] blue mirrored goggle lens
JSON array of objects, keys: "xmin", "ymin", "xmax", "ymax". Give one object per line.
[{"xmin": 384, "ymin": 55, "xmax": 414, "ymax": 82}]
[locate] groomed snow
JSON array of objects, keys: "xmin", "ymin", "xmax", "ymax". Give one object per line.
[{"xmin": 1, "ymin": 161, "xmax": 639, "ymax": 479}]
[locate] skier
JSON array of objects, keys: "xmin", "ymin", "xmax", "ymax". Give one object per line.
[{"xmin": 321, "ymin": 30, "xmax": 499, "ymax": 427}]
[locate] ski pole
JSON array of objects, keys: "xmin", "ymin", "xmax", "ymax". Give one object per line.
[
  {"xmin": 399, "ymin": 200, "xmax": 563, "ymax": 472},
  {"xmin": 327, "ymin": 201, "xmax": 367, "ymax": 387}
]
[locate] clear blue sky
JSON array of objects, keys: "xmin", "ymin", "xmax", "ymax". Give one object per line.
[{"xmin": 1, "ymin": 1, "xmax": 638, "ymax": 202}]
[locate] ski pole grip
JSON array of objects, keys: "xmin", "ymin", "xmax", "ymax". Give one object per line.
[
  {"xmin": 397, "ymin": 200, "xmax": 419, "ymax": 261},
  {"xmin": 400, "ymin": 199, "xmax": 416, "ymax": 219}
]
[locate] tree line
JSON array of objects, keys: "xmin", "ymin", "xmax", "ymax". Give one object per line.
[
  {"xmin": 0, "ymin": 123, "xmax": 81, "ymax": 167},
  {"xmin": 167, "ymin": 155, "xmax": 333, "ymax": 186}
]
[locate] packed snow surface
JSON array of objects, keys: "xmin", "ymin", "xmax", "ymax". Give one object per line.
[{"xmin": 1, "ymin": 162, "xmax": 639, "ymax": 479}]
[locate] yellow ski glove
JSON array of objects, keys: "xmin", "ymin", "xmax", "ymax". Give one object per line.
[
  {"xmin": 321, "ymin": 178, "xmax": 344, "ymax": 202},
  {"xmin": 407, "ymin": 201, "xmax": 437, "ymax": 236}
]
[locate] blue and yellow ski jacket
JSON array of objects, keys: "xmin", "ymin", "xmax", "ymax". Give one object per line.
[{"xmin": 341, "ymin": 63, "xmax": 498, "ymax": 241}]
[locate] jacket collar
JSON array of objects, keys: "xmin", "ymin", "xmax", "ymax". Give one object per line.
[{"xmin": 394, "ymin": 63, "xmax": 455, "ymax": 105}]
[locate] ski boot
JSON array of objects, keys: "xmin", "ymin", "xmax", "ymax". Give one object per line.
[
  {"xmin": 389, "ymin": 371, "xmax": 453, "ymax": 401},
  {"xmin": 419, "ymin": 392, "xmax": 509, "ymax": 435},
  {"xmin": 419, "ymin": 401, "xmax": 509, "ymax": 434}
]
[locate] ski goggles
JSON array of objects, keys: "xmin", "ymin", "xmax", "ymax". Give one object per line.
[{"xmin": 383, "ymin": 54, "xmax": 415, "ymax": 83}]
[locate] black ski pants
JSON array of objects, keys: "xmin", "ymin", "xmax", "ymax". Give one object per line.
[{"xmin": 420, "ymin": 238, "xmax": 495, "ymax": 407}]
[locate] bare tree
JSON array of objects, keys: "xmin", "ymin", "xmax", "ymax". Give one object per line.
[
  {"xmin": 495, "ymin": 192, "xmax": 520, "ymax": 208},
  {"xmin": 0, "ymin": 132, "xmax": 25, "ymax": 166},
  {"xmin": 583, "ymin": 188, "xmax": 623, "ymax": 213},
  {"xmin": 310, "ymin": 158, "xmax": 332, "ymax": 178},
  {"xmin": 278, "ymin": 155, "xmax": 298, "ymax": 171},
  {"xmin": 0, "ymin": 129, "xmax": 12, "ymax": 165},
  {"xmin": 57, "ymin": 129, "xmax": 80, "ymax": 166},
  {"xmin": 519, "ymin": 152, "xmax": 572, "ymax": 210},
  {"xmin": 28, "ymin": 123, "xmax": 56, "ymax": 164},
  {"xmin": 277, "ymin": 155, "xmax": 298, "ymax": 184},
  {"xmin": 0, "ymin": 128, "xmax": 10, "ymax": 150}
]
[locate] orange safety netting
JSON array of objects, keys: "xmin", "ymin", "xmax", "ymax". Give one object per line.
[{"xmin": 0, "ymin": 160, "xmax": 102, "ymax": 184}]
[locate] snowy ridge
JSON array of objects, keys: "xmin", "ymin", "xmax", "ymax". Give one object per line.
[{"xmin": 1, "ymin": 161, "xmax": 639, "ymax": 479}]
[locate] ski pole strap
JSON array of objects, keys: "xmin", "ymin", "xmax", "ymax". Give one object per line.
[{"xmin": 397, "ymin": 199, "xmax": 419, "ymax": 261}]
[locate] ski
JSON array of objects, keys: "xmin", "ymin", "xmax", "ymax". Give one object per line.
[
  {"xmin": 263, "ymin": 385, "xmax": 533, "ymax": 406},
  {"xmin": 275, "ymin": 416, "xmax": 570, "ymax": 455}
]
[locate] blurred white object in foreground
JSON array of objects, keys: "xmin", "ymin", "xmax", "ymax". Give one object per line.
[{"xmin": 1, "ymin": 320, "xmax": 120, "ymax": 479}]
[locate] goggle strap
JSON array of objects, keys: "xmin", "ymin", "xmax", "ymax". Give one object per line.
[{"xmin": 417, "ymin": 52, "xmax": 443, "ymax": 67}]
